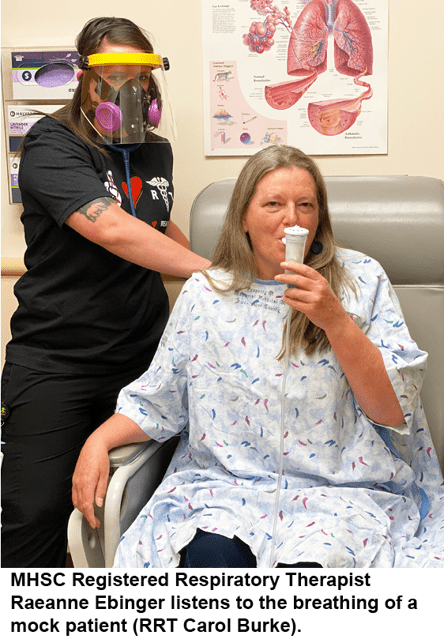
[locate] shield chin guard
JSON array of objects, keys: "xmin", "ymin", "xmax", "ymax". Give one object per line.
[{"xmin": 80, "ymin": 52, "xmax": 176, "ymax": 145}]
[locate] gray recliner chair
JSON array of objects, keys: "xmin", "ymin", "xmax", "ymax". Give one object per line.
[{"xmin": 68, "ymin": 175, "xmax": 444, "ymax": 568}]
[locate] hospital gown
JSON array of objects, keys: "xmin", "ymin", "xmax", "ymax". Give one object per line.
[{"xmin": 114, "ymin": 249, "xmax": 444, "ymax": 568}]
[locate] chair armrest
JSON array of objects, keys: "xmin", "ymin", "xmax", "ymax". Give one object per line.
[
  {"xmin": 68, "ymin": 437, "xmax": 178, "ymax": 567},
  {"xmin": 104, "ymin": 437, "xmax": 178, "ymax": 566},
  {"xmin": 108, "ymin": 440, "xmax": 154, "ymax": 468},
  {"xmin": 67, "ymin": 507, "xmax": 104, "ymax": 568}
]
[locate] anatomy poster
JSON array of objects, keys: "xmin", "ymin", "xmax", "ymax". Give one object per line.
[{"xmin": 202, "ymin": 0, "xmax": 387, "ymax": 156}]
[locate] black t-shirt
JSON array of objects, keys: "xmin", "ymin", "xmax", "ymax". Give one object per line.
[{"xmin": 6, "ymin": 116, "xmax": 174, "ymax": 374}]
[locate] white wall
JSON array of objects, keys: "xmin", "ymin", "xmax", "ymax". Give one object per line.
[{"xmin": 2, "ymin": 0, "xmax": 444, "ymax": 261}]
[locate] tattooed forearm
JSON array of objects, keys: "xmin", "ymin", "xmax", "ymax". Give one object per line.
[{"xmin": 77, "ymin": 197, "xmax": 115, "ymax": 222}]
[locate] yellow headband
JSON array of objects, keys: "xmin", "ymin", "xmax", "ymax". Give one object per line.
[{"xmin": 87, "ymin": 52, "xmax": 162, "ymax": 68}]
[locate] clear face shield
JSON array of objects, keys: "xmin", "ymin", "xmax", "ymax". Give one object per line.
[{"xmin": 79, "ymin": 52, "xmax": 176, "ymax": 145}]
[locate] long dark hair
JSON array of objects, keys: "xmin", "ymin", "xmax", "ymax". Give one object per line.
[{"xmin": 51, "ymin": 17, "xmax": 157, "ymax": 153}]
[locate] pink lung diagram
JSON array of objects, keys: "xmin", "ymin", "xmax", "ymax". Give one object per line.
[{"xmin": 244, "ymin": 0, "xmax": 373, "ymax": 136}]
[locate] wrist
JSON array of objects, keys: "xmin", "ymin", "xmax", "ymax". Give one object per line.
[
  {"xmin": 87, "ymin": 427, "xmax": 113, "ymax": 453},
  {"xmin": 323, "ymin": 308, "xmax": 355, "ymax": 343}
]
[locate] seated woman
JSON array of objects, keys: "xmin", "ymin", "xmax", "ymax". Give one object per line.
[{"xmin": 73, "ymin": 145, "xmax": 444, "ymax": 568}]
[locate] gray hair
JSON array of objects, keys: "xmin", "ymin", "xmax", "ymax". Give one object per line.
[
  {"xmin": 212, "ymin": 145, "xmax": 335, "ymax": 284},
  {"xmin": 207, "ymin": 145, "xmax": 354, "ymax": 357}
]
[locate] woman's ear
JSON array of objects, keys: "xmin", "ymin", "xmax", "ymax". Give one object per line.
[{"xmin": 76, "ymin": 70, "xmax": 83, "ymax": 81}]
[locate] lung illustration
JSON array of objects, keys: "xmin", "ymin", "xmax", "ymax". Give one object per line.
[{"xmin": 263, "ymin": 0, "xmax": 373, "ymax": 136}]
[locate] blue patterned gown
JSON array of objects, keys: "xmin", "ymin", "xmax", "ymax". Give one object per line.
[{"xmin": 113, "ymin": 249, "xmax": 444, "ymax": 568}]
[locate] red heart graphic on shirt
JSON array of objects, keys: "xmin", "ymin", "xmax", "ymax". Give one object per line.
[
  {"xmin": 152, "ymin": 221, "xmax": 157, "ymax": 227},
  {"xmin": 122, "ymin": 176, "xmax": 143, "ymax": 208}
]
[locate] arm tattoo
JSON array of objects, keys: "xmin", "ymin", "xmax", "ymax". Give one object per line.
[{"xmin": 77, "ymin": 197, "xmax": 115, "ymax": 223}]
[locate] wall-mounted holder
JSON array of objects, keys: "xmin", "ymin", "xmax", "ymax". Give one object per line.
[{"xmin": 2, "ymin": 48, "xmax": 79, "ymax": 205}]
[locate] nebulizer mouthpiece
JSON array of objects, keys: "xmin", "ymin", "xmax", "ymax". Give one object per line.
[{"xmin": 269, "ymin": 225, "xmax": 309, "ymax": 568}]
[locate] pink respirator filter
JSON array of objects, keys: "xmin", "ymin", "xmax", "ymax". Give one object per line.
[
  {"xmin": 95, "ymin": 102, "xmax": 123, "ymax": 132},
  {"xmin": 148, "ymin": 99, "xmax": 161, "ymax": 127}
]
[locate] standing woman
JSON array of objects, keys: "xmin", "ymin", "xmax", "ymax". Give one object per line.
[{"xmin": 1, "ymin": 17, "xmax": 210, "ymax": 567}]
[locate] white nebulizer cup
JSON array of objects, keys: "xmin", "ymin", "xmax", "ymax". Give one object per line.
[{"xmin": 283, "ymin": 225, "xmax": 309, "ymax": 283}]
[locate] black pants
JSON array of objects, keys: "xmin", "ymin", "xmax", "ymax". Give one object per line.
[
  {"xmin": 1, "ymin": 362, "xmax": 147, "ymax": 568},
  {"xmin": 179, "ymin": 529, "xmax": 322, "ymax": 568}
]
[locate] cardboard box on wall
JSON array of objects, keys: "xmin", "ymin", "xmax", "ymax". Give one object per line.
[
  {"xmin": 7, "ymin": 104, "xmax": 59, "ymax": 152},
  {"xmin": 11, "ymin": 50, "xmax": 80, "ymax": 100}
]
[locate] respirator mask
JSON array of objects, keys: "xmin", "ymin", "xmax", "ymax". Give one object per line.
[{"xmin": 79, "ymin": 52, "xmax": 175, "ymax": 144}]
